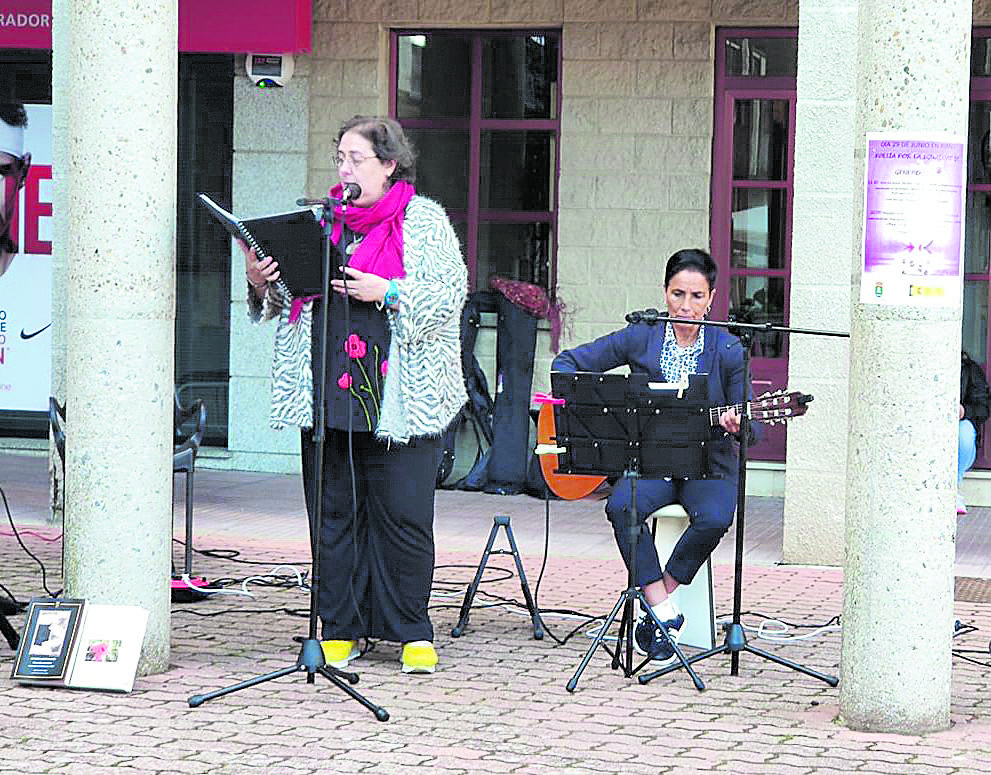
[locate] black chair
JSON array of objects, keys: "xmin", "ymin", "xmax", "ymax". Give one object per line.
[
  {"xmin": 47, "ymin": 397, "xmax": 67, "ymax": 575},
  {"xmin": 173, "ymin": 393, "xmax": 208, "ymax": 579},
  {"xmin": 48, "ymin": 397, "xmax": 66, "ymax": 510},
  {"xmin": 48, "ymin": 393, "xmax": 207, "ymax": 579}
]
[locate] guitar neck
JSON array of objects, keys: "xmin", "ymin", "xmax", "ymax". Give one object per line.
[{"xmin": 707, "ymin": 402, "xmax": 747, "ymax": 426}]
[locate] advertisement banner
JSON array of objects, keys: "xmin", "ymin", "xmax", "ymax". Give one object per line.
[
  {"xmin": 861, "ymin": 132, "xmax": 966, "ymax": 305},
  {"xmin": 0, "ymin": 103, "xmax": 52, "ymax": 411},
  {"xmin": 1, "ymin": 1, "xmax": 311, "ymax": 53}
]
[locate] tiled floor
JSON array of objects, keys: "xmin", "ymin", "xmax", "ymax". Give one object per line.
[
  {"xmin": 3, "ymin": 451, "xmax": 991, "ymax": 773},
  {"xmin": 3, "ymin": 450, "xmax": 990, "ymax": 577}
]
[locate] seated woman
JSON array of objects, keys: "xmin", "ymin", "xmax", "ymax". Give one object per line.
[
  {"xmin": 958, "ymin": 350, "xmax": 990, "ymax": 515},
  {"xmin": 551, "ymin": 248, "xmax": 761, "ymax": 663}
]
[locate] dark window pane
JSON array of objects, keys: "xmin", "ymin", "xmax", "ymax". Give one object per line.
[
  {"xmin": 396, "ymin": 34, "xmax": 470, "ymax": 118},
  {"xmin": 963, "ymin": 280, "xmax": 989, "ymax": 364},
  {"xmin": 480, "ymin": 131, "xmax": 553, "ymax": 210},
  {"xmin": 965, "ymin": 190, "xmax": 991, "ymax": 274},
  {"xmin": 477, "ymin": 222, "xmax": 550, "ymax": 288},
  {"xmin": 730, "ymin": 188, "xmax": 787, "ymax": 269},
  {"xmin": 451, "ymin": 219, "xmax": 468, "ymax": 259},
  {"xmin": 0, "ymin": 51, "xmax": 52, "ymax": 102},
  {"xmin": 175, "ymin": 54, "xmax": 234, "ymax": 446},
  {"xmin": 405, "ymin": 128, "xmax": 469, "ymax": 210},
  {"xmin": 729, "ymin": 276, "xmax": 786, "ymax": 358},
  {"xmin": 733, "ymin": 99, "xmax": 789, "ymax": 180},
  {"xmin": 724, "ymin": 37, "xmax": 797, "ymax": 77},
  {"xmin": 972, "ymin": 37, "xmax": 991, "ymax": 76},
  {"xmin": 968, "ymin": 102, "xmax": 991, "ymax": 183},
  {"xmin": 482, "ymin": 34, "xmax": 558, "ymax": 119}
]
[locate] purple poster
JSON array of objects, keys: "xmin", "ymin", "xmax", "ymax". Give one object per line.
[{"xmin": 861, "ymin": 133, "xmax": 965, "ymax": 305}]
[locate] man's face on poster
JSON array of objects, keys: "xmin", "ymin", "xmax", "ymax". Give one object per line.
[{"xmin": 1, "ymin": 149, "xmax": 31, "ymax": 241}]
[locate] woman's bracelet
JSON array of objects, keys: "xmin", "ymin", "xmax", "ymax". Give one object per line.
[{"xmin": 246, "ymin": 272, "xmax": 267, "ymax": 290}]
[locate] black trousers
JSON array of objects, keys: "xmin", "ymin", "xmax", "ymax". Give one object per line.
[{"xmin": 301, "ymin": 428, "xmax": 443, "ymax": 644}]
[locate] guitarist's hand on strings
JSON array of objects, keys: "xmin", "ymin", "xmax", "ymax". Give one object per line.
[
  {"xmin": 239, "ymin": 241, "xmax": 280, "ymax": 297},
  {"xmin": 718, "ymin": 406, "xmax": 742, "ymax": 436}
]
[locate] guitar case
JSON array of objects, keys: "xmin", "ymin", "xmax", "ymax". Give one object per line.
[{"xmin": 438, "ymin": 290, "xmax": 537, "ymax": 495}]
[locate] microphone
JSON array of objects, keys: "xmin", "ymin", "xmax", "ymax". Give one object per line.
[
  {"xmin": 341, "ymin": 182, "xmax": 361, "ymax": 203},
  {"xmin": 625, "ymin": 308, "xmax": 664, "ymax": 325},
  {"xmin": 295, "ymin": 183, "xmax": 362, "ymax": 208}
]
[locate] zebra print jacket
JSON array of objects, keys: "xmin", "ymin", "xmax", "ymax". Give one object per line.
[{"xmin": 248, "ymin": 195, "xmax": 468, "ymax": 444}]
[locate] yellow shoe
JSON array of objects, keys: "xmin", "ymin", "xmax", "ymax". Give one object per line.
[
  {"xmin": 321, "ymin": 639, "xmax": 359, "ymax": 669},
  {"xmin": 401, "ymin": 641, "xmax": 438, "ymax": 674}
]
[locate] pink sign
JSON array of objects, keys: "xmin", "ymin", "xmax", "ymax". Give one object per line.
[
  {"xmin": 0, "ymin": 0, "xmax": 311, "ymax": 53},
  {"xmin": 0, "ymin": 1, "xmax": 50, "ymax": 49},
  {"xmin": 861, "ymin": 133, "xmax": 966, "ymax": 305}
]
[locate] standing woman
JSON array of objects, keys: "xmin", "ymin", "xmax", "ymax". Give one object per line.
[
  {"xmin": 552, "ymin": 248, "xmax": 760, "ymax": 664},
  {"xmin": 244, "ymin": 116, "xmax": 467, "ymax": 674}
]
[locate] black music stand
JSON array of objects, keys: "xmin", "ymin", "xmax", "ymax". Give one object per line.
[
  {"xmin": 638, "ymin": 316, "xmax": 841, "ymax": 688},
  {"xmin": 550, "ymin": 371, "xmax": 711, "ymax": 692},
  {"xmin": 188, "ymin": 195, "xmax": 388, "ymax": 720}
]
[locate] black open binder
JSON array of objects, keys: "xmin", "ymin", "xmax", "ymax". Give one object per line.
[{"xmin": 197, "ymin": 193, "xmax": 324, "ymax": 297}]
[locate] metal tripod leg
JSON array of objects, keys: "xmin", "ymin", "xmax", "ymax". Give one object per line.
[
  {"xmin": 188, "ymin": 637, "xmax": 390, "ymax": 720},
  {"xmin": 638, "ymin": 622, "xmax": 838, "ymax": 686},
  {"xmin": 567, "ymin": 585, "xmax": 705, "ymax": 692},
  {"xmin": 451, "ymin": 515, "xmax": 545, "ymax": 639}
]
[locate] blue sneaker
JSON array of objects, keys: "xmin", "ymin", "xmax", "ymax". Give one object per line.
[{"xmin": 634, "ymin": 611, "xmax": 685, "ymax": 664}]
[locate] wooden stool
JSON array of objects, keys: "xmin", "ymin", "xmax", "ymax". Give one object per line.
[{"xmin": 649, "ymin": 504, "xmax": 716, "ymax": 650}]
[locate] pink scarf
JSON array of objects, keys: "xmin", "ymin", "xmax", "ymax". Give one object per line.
[{"xmin": 329, "ymin": 180, "xmax": 414, "ymax": 280}]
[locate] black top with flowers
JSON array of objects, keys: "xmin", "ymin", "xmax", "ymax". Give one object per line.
[{"xmin": 311, "ymin": 235, "xmax": 392, "ymax": 432}]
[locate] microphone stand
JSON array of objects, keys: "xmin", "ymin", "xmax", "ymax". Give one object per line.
[
  {"xmin": 637, "ymin": 314, "xmax": 846, "ymax": 688},
  {"xmin": 188, "ymin": 194, "xmax": 388, "ymax": 720}
]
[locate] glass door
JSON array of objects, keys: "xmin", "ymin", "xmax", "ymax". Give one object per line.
[
  {"xmin": 965, "ymin": 32, "xmax": 991, "ymax": 467},
  {"xmin": 712, "ymin": 30, "xmax": 797, "ymax": 461}
]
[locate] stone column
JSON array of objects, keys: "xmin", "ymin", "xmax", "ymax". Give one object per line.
[
  {"xmin": 57, "ymin": 0, "xmax": 178, "ymax": 675},
  {"xmin": 840, "ymin": 0, "xmax": 970, "ymax": 732},
  {"xmin": 783, "ymin": 0, "xmax": 858, "ymax": 567}
]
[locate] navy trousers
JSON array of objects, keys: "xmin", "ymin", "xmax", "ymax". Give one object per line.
[
  {"xmin": 301, "ymin": 429, "xmax": 443, "ymax": 644},
  {"xmin": 605, "ymin": 476, "xmax": 738, "ymax": 587}
]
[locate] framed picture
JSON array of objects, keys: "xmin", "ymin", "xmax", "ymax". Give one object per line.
[
  {"xmin": 10, "ymin": 598, "xmax": 85, "ymax": 683},
  {"xmin": 66, "ymin": 604, "xmax": 149, "ymax": 692}
]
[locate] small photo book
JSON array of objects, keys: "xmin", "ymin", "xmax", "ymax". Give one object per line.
[{"xmin": 11, "ymin": 598, "xmax": 149, "ymax": 693}]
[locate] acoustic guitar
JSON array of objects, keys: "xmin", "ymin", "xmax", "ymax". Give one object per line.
[{"xmin": 536, "ymin": 389, "xmax": 814, "ymax": 500}]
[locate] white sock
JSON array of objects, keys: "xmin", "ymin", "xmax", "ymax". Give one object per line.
[{"xmin": 649, "ymin": 597, "xmax": 679, "ymax": 622}]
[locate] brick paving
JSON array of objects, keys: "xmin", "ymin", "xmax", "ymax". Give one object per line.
[{"xmin": 1, "ymin": 455, "xmax": 991, "ymax": 773}]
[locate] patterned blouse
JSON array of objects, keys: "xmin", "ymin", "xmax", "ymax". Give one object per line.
[
  {"xmin": 659, "ymin": 322, "xmax": 705, "ymax": 383},
  {"xmin": 308, "ymin": 233, "xmax": 390, "ymax": 432}
]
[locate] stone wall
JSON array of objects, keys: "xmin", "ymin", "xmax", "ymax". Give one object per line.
[{"xmin": 307, "ymin": 1, "xmax": 796, "ymax": 395}]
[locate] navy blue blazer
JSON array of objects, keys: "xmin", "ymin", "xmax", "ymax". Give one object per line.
[{"xmin": 551, "ymin": 322, "xmax": 761, "ymax": 479}]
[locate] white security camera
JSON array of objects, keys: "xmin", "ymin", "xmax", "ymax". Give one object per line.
[{"xmin": 245, "ymin": 54, "xmax": 294, "ymax": 88}]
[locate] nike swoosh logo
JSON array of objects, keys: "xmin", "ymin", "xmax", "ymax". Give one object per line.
[{"xmin": 20, "ymin": 323, "xmax": 52, "ymax": 340}]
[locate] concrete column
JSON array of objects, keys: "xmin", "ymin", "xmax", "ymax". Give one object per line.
[
  {"xmin": 58, "ymin": 0, "xmax": 178, "ymax": 675},
  {"xmin": 840, "ymin": 0, "xmax": 970, "ymax": 732},
  {"xmin": 783, "ymin": 1, "xmax": 858, "ymax": 566}
]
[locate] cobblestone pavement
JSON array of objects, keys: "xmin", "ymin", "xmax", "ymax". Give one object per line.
[{"xmin": 1, "ymin": 457, "xmax": 990, "ymax": 773}]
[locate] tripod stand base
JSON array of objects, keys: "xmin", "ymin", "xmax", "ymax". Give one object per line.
[
  {"xmin": 566, "ymin": 586, "xmax": 705, "ymax": 693},
  {"xmin": 451, "ymin": 516, "xmax": 544, "ymax": 640},
  {"xmin": 188, "ymin": 637, "xmax": 390, "ymax": 721},
  {"xmin": 638, "ymin": 622, "xmax": 838, "ymax": 687}
]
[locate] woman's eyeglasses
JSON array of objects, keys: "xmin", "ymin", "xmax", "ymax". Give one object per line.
[{"xmin": 335, "ymin": 151, "xmax": 377, "ymax": 168}]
